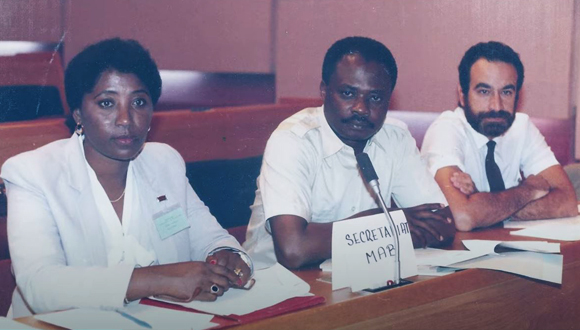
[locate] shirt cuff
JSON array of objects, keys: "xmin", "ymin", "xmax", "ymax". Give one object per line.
[
  {"xmin": 208, "ymin": 247, "xmax": 255, "ymax": 277},
  {"xmin": 87, "ymin": 263, "xmax": 135, "ymax": 310},
  {"xmin": 524, "ymin": 158, "xmax": 559, "ymax": 177},
  {"xmin": 428, "ymin": 158, "xmax": 465, "ymax": 175}
]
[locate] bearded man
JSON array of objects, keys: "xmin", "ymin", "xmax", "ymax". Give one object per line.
[{"xmin": 421, "ymin": 41, "xmax": 577, "ymax": 231}]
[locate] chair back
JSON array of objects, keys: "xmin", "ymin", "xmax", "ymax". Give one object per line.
[{"xmin": 0, "ymin": 52, "xmax": 68, "ymax": 117}]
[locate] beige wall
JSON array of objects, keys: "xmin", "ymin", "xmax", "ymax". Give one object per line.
[
  {"xmin": 0, "ymin": 0, "xmax": 576, "ymax": 121},
  {"xmin": 63, "ymin": 0, "xmax": 274, "ymax": 73},
  {"xmin": 0, "ymin": 0, "xmax": 63, "ymax": 42},
  {"xmin": 275, "ymin": 0, "xmax": 574, "ymax": 119},
  {"xmin": 572, "ymin": 0, "xmax": 580, "ymax": 159}
]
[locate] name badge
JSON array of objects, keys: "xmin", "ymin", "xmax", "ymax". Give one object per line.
[{"xmin": 153, "ymin": 204, "xmax": 190, "ymax": 240}]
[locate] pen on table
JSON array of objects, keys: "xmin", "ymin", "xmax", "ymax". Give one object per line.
[{"xmin": 116, "ymin": 310, "xmax": 153, "ymax": 329}]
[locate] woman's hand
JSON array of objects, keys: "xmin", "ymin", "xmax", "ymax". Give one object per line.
[
  {"xmin": 206, "ymin": 250, "xmax": 252, "ymax": 288},
  {"xmin": 128, "ymin": 261, "xmax": 236, "ymax": 303}
]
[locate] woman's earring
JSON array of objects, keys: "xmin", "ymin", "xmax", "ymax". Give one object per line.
[{"xmin": 75, "ymin": 123, "xmax": 84, "ymax": 136}]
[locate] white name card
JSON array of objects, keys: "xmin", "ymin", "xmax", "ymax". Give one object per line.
[{"xmin": 331, "ymin": 210, "xmax": 417, "ymax": 291}]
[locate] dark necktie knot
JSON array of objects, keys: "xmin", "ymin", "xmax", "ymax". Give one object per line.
[
  {"xmin": 485, "ymin": 140, "xmax": 505, "ymax": 192},
  {"xmin": 487, "ymin": 140, "xmax": 496, "ymax": 152}
]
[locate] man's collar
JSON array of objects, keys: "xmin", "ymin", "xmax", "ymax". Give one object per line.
[
  {"xmin": 369, "ymin": 126, "xmax": 386, "ymax": 151},
  {"xmin": 319, "ymin": 105, "xmax": 347, "ymax": 158},
  {"xmin": 319, "ymin": 105, "xmax": 382, "ymax": 157}
]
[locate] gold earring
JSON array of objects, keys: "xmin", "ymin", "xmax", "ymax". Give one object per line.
[{"xmin": 75, "ymin": 123, "xmax": 84, "ymax": 136}]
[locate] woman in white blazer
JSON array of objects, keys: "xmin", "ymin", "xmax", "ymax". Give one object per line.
[{"xmin": 1, "ymin": 38, "xmax": 252, "ymax": 317}]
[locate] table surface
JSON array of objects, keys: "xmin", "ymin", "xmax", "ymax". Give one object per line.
[{"xmin": 16, "ymin": 225, "xmax": 580, "ymax": 330}]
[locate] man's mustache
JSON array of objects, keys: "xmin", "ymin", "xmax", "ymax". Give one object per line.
[
  {"xmin": 341, "ymin": 114, "xmax": 375, "ymax": 128},
  {"xmin": 478, "ymin": 110, "xmax": 512, "ymax": 120}
]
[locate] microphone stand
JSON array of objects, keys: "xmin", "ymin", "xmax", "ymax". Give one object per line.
[
  {"xmin": 367, "ymin": 180, "xmax": 401, "ymax": 285},
  {"xmin": 356, "ymin": 152, "xmax": 411, "ymax": 291}
]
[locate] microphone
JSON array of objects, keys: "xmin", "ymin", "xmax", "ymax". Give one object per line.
[
  {"xmin": 355, "ymin": 152, "xmax": 401, "ymax": 286},
  {"xmin": 356, "ymin": 152, "xmax": 379, "ymax": 184}
]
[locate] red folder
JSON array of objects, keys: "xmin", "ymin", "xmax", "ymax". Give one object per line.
[{"xmin": 141, "ymin": 295, "xmax": 325, "ymax": 328}]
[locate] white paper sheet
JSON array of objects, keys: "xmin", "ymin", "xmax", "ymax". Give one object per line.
[
  {"xmin": 35, "ymin": 305, "xmax": 216, "ymax": 330},
  {"xmin": 510, "ymin": 224, "xmax": 580, "ymax": 241},
  {"xmin": 319, "ymin": 259, "xmax": 332, "ymax": 272},
  {"xmin": 448, "ymin": 251, "xmax": 563, "ymax": 284},
  {"xmin": 332, "ymin": 211, "xmax": 417, "ymax": 292},
  {"xmin": 123, "ymin": 304, "xmax": 216, "ymax": 330},
  {"xmin": 0, "ymin": 317, "xmax": 36, "ymax": 329},
  {"xmin": 462, "ymin": 240, "xmax": 502, "ymax": 254},
  {"xmin": 414, "ymin": 248, "xmax": 488, "ymax": 266},
  {"xmin": 158, "ymin": 263, "xmax": 311, "ymax": 316},
  {"xmin": 504, "ymin": 214, "xmax": 580, "ymax": 229},
  {"xmin": 37, "ymin": 309, "xmax": 138, "ymax": 330}
]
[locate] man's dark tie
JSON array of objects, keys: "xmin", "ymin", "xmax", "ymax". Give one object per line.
[{"xmin": 486, "ymin": 140, "xmax": 505, "ymax": 192}]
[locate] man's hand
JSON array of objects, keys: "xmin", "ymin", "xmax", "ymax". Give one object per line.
[
  {"xmin": 511, "ymin": 174, "xmax": 551, "ymax": 220},
  {"xmin": 402, "ymin": 203, "xmax": 456, "ymax": 248},
  {"xmin": 347, "ymin": 205, "xmax": 455, "ymax": 248},
  {"xmin": 520, "ymin": 174, "xmax": 550, "ymax": 200},
  {"xmin": 450, "ymin": 172, "xmax": 478, "ymax": 195}
]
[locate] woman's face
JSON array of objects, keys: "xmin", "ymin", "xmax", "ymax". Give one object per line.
[{"xmin": 73, "ymin": 70, "xmax": 153, "ymax": 163}]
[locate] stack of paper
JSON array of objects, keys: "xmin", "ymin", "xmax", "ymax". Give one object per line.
[
  {"xmin": 159, "ymin": 263, "xmax": 311, "ymax": 316},
  {"xmin": 504, "ymin": 214, "xmax": 580, "ymax": 229},
  {"xmin": 416, "ymin": 240, "xmax": 563, "ymax": 284},
  {"xmin": 449, "ymin": 251, "xmax": 562, "ymax": 283},
  {"xmin": 414, "ymin": 247, "xmax": 488, "ymax": 267}
]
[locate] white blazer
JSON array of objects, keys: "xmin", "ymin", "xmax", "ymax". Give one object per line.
[{"xmin": 1, "ymin": 135, "xmax": 242, "ymax": 316}]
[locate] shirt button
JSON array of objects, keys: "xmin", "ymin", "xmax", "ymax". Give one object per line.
[{"xmin": 351, "ymin": 207, "xmax": 356, "ymax": 212}]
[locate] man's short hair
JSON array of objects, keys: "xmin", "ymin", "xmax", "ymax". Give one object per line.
[
  {"xmin": 458, "ymin": 41, "xmax": 524, "ymax": 95},
  {"xmin": 65, "ymin": 38, "xmax": 162, "ymax": 111},
  {"xmin": 321, "ymin": 36, "xmax": 397, "ymax": 90}
]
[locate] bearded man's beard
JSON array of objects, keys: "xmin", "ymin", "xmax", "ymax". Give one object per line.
[{"xmin": 463, "ymin": 100, "xmax": 515, "ymax": 138}]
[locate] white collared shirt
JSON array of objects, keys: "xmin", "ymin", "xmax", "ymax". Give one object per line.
[
  {"xmin": 80, "ymin": 136, "xmax": 157, "ymax": 268},
  {"xmin": 243, "ymin": 106, "xmax": 446, "ymax": 267},
  {"xmin": 421, "ymin": 107, "xmax": 558, "ymax": 191}
]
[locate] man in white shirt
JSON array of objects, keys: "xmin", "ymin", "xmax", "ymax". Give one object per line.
[
  {"xmin": 421, "ymin": 41, "xmax": 577, "ymax": 231},
  {"xmin": 244, "ymin": 37, "xmax": 455, "ymax": 269}
]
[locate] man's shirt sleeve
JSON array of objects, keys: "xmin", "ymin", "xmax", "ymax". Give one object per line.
[
  {"xmin": 391, "ymin": 129, "xmax": 448, "ymax": 207},
  {"xmin": 259, "ymin": 130, "xmax": 315, "ymax": 223},
  {"xmin": 520, "ymin": 119, "xmax": 559, "ymax": 177},
  {"xmin": 421, "ymin": 119, "xmax": 467, "ymax": 175}
]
